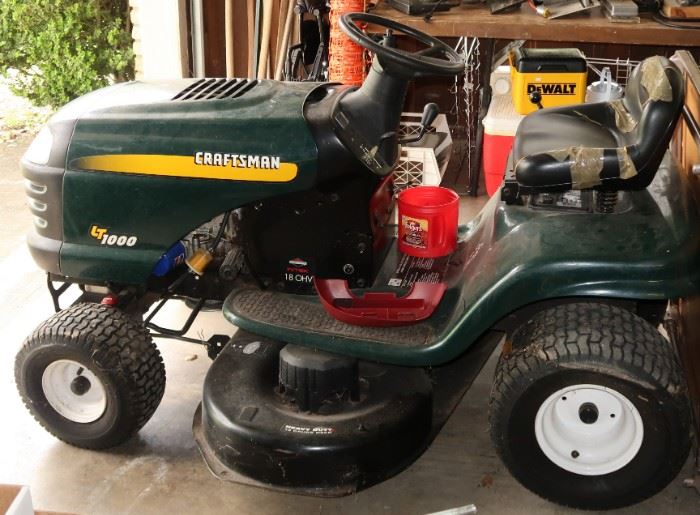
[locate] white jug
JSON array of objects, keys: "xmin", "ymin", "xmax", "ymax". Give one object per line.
[{"xmin": 586, "ymin": 67, "xmax": 624, "ymax": 103}]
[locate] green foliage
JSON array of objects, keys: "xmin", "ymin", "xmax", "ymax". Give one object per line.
[{"xmin": 0, "ymin": 0, "xmax": 134, "ymax": 107}]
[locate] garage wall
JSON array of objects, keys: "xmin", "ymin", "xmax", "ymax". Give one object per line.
[
  {"xmin": 202, "ymin": 0, "xmax": 296, "ymax": 78},
  {"xmin": 130, "ymin": 0, "xmax": 190, "ymax": 79}
]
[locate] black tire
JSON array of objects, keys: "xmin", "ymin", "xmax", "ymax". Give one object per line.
[
  {"xmin": 489, "ymin": 302, "xmax": 691, "ymax": 510},
  {"xmin": 15, "ymin": 303, "xmax": 166, "ymax": 449}
]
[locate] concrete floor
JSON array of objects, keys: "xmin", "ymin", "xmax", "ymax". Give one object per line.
[{"xmin": 1, "ymin": 135, "xmax": 698, "ymax": 515}]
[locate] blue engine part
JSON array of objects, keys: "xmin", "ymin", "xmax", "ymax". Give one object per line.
[{"xmin": 152, "ymin": 242, "xmax": 187, "ymax": 277}]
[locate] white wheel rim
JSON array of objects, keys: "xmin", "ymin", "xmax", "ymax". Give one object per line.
[
  {"xmin": 41, "ymin": 359, "xmax": 107, "ymax": 423},
  {"xmin": 534, "ymin": 384, "xmax": 643, "ymax": 476}
]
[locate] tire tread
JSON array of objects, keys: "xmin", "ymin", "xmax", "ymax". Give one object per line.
[
  {"xmin": 489, "ymin": 302, "xmax": 690, "ymax": 510},
  {"xmin": 15, "ymin": 303, "xmax": 165, "ymax": 449}
]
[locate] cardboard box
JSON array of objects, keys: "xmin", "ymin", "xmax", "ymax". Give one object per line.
[
  {"xmin": 0, "ymin": 485, "xmax": 73, "ymax": 515},
  {"xmin": 0, "ymin": 485, "xmax": 33, "ymax": 515}
]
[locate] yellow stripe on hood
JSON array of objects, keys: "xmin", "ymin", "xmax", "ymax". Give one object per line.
[{"xmin": 72, "ymin": 154, "xmax": 298, "ymax": 182}]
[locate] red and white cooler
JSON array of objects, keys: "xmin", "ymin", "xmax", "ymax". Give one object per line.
[{"xmin": 482, "ymin": 67, "xmax": 525, "ymax": 197}]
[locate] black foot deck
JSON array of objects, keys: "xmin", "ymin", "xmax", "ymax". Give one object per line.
[{"xmin": 226, "ymin": 288, "xmax": 437, "ymax": 347}]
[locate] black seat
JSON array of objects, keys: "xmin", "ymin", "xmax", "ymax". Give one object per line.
[{"xmin": 513, "ymin": 56, "xmax": 684, "ymax": 192}]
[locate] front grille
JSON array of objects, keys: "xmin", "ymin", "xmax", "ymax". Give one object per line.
[
  {"xmin": 172, "ymin": 78, "xmax": 259, "ymax": 101},
  {"xmin": 22, "ymin": 163, "xmax": 64, "ymax": 240},
  {"xmin": 25, "ymin": 178, "xmax": 50, "ymax": 232}
]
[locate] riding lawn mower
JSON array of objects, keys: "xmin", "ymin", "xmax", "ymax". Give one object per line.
[{"xmin": 14, "ymin": 12, "xmax": 699, "ymax": 510}]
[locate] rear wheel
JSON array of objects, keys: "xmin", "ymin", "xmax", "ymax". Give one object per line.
[
  {"xmin": 489, "ymin": 303, "xmax": 691, "ymax": 510},
  {"xmin": 15, "ymin": 303, "xmax": 166, "ymax": 449}
]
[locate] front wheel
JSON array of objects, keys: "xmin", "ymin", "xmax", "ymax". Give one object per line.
[
  {"xmin": 489, "ymin": 303, "xmax": 691, "ymax": 510},
  {"xmin": 15, "ymin": 303, "xmax": 166, "ymax": 449}
]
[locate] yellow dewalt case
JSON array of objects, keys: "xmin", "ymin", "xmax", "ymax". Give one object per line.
[{"xmin": 510, "ymin": 48, "xmax": 588, "ymax": 115}]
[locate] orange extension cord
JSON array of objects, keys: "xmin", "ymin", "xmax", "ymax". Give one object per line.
[{"xmin": 328, "ymin": 0, "xmax": 365, "ymax": 86}]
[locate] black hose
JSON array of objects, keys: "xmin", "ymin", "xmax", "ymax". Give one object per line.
[
  {"xmin": 652, "ymin": 12, "xmax": 700, "ymax": 30},
  {"xmin": 208, "ymin": 211, "xmax": 231, "ymax": 252}
]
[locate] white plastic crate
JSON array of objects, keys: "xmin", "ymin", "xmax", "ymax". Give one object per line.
[
  {"xmin": 398, "ymin": 112, "xmax": 451, "ymax": 140},
  {"xmin": 393, "ymin": 112, "xmax": 451, "ymax": 193},
  {"xmin": 393, "ymin": 147, "xmax": 441, "ymax": 193}
]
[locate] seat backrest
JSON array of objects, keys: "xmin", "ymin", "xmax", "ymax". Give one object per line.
[
  {"xmin": 618, "ymin": 56, "xmax": 685, "ymax": 188},
  {"xmin": 513, "ymin": 56, "xmax": 685, "ymax": 193}
]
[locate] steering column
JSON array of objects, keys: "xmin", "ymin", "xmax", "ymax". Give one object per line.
[{"xmin": 334, "ymin": 13, "xmax": 464, "ymax": 176}]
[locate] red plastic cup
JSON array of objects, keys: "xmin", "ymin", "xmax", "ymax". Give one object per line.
[{"xmin": 397, "ymin": 186, "xmax": 459, "ymax": 258}]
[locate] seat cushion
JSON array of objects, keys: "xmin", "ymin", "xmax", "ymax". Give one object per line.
[{"xmin": 512, "ymin": 110, "xmax": 618, "ymax": 163}]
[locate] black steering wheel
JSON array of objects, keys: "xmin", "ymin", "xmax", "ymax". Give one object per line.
[{"xmin": 339, "ymin": 13, "xmax": 464, "ymax": 79}]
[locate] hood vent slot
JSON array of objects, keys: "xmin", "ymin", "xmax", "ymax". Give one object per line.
[{"xmin": 172, "ymin": 78, "xmax": 258, "ymax": 101}]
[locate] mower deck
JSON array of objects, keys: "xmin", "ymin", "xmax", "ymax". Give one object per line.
[{"xmin": 193, "ymin": 329, "xmax": 502, "ymax": 496}]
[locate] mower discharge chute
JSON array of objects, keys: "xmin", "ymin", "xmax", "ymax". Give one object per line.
[{"xmin": 14, "ymin": 13, "xmax": 699, "ymax": 511}]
